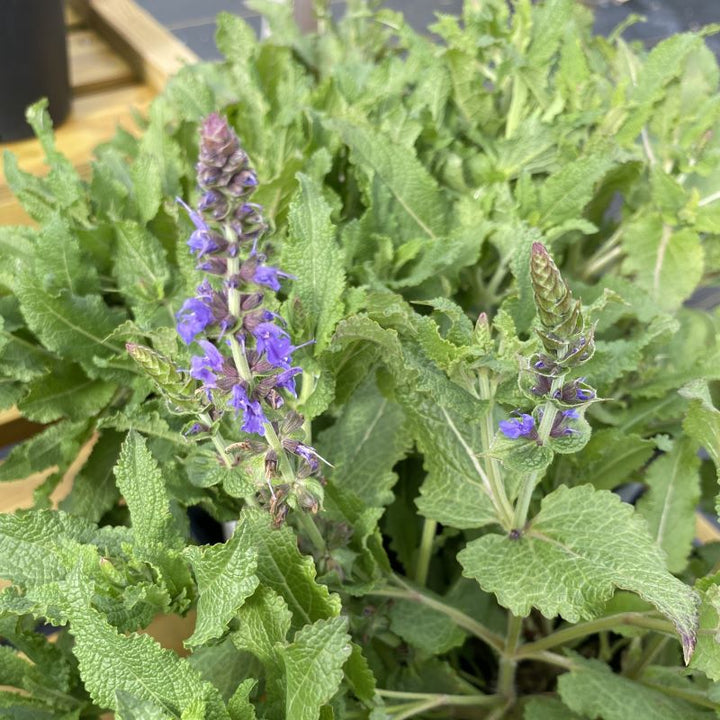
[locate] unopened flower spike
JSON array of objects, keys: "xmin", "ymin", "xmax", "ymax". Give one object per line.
[{"xmin": 499, "ymin": 242, "xmax": 597, "ymax": 445}]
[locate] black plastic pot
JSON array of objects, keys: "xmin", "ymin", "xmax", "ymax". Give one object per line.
[{"xmin": 0, "ymin": 0, "xmax": 70, "ymax": 142}]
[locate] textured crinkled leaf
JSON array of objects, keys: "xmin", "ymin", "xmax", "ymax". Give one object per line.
[
  {"xmin": 17, "ymin": 363, "xmax": 115, "ymax": 423},
  {"xmin": 681, "ymin": 381, "xmax": 720, "ymax": 495},
  {"xmin": 284, "ymin": 173, "xmax": 345, "ymax": 352},
  {"xmin": 389, "ymin": 599, "xmax": 466, "ymax": 655},
  {"xmin": 317, "ymin": 376, "xmax": 411, "ymax": 508},
  {"xmin": 0, "ymin": 509, "xmax": 128, "ymax": 587},
  {"xmin": 116, "ymin": 691, "xmax": 171, "ymax": 720},
  {"xmin": 184, "ymin": 525, "xmax": 259, "ymax": 648},
  {"xmin": 240, "ymin": 508, "xmax": 340, "ymax": 630},
  {"xmin": 0, "ymin": 691, "xmax": 68, "ymax": 719},
  {"xmin": 33, "ymin": 214, "xmax": 99, "ymax": 297},
  {"xmin": 537, "ymin": 152, "xmax": 614, "ymax": 228},
  {"xmin": 60, "ymin": 567, "xmax": 228, "ymax": 720},
  {"xmin": 0, "ymin": 420, "xmax": 88, "ymax": 483},
  {"xmin": 343, "ymin": 644, "xmax": 376, "ymax": 707},
  {"xmin": 60, "ymin": 431, "xmax": 123, "ymax": 523},
  {"xmin": 331, "ymin": 120, "xmax": 448, "ymax": 240},
  {"xmin": 15, "ymin": 280, "xmax": 126, "ymax": 366},
  {"xmin": 492, "ymin": 434, "xmax": 554, "ymax": 474},
  {"xmin": 458, "ymin": 485, "xmax": 699, "ymax": 662},
  {"xmin": 227, "ymin": 678, "xmax": 257, "ymax": 720},
  {"xmin": 621, "ymin": 216, "xmax": 704, "ymax": 312},
  {"xmin": 232, "ymin": 586, "xmax": 292, "ymax": 666},
  {"xmin": 130, "ymin": 154, "xmax": 163, "ymax": 224},
  {"xmin": 281, "ymin": 616, "xmax": 352, "ymax": 720},
  {"xmin": 689, "ymin": 575, "xmax": 720, "ymax": 680},
  {"xmin": 636, "ymin": 438, "xmax": 700, "ymax": 573},
  {"xmin": 113, "ymin": 432, "xmax": 182, "ymax": 550},
  {"xmin": 412, "ymin": 393, "xmax": 498, "ymax": 529},
  {"xmin": 558, "ymin": 655, "xmax": 712, "ymax": 719},
  {"xmin": 114, "ymin": 221, "xmax": 171, "ymax": 326}
]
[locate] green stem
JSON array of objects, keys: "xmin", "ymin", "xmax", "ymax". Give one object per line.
[
  {"xmin": 377, "ymin": 690, "xmax": 492, "ymax": 703},
  {"xmin": 414, "ymin": 519, "xmax": 437, "ymax": 587},
  {"xmin": 295, "ymin": 510, "xmax": 326, "ymax": 556},
  {"xmin": 513, "ymin": 376, "xmax": 564, "ymax": 530},
  {"xmin": 198, "ymin": 411, "xmax": 233, "ymax": 468},
  {"xmin": 370, "ymin": 581, "xmax": 504, "ymax": 652},
  {"xmin": 497, "ymin": 614, "xmax": 523, "ymax": 701},
  {"xmin": 264, "ymin": 421, "xmax": 327, "ymax": 556},
  {"xmin": 511, "ymin": 470, "xmax": 538, "ymax": 531},
  {"xmin": 298, "ymin": 371, "xmax": 316, "ymax": 442},
  {"xmin": 478, "ymin": 370, "xmax": 515, "ymax": 529},
  {"xmin": 625, "ymin": 634, "xmax": 669, "ymax": 680},
  {"xmin": 514, "ymin": 613, "xmax": 673, "ymax": 659}
]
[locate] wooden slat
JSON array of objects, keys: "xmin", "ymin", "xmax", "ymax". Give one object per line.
[
  {"xmin": 68, "ymin": 28, "xmax": 136, "ymax": 95},
  {"xmin": 70, "ymin": 0, "xmax": 199, "ymax": 91},
  {"xmin": 0, "ymin": 82, "xmax": 154, "ymax": 225}
]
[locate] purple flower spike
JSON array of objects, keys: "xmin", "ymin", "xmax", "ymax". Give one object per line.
[
  {"xmin": 229, "ymin": 384, "xmax": 267, "ymax": 435},
  {"xmin": 499, "ymin": 414, "xmax": 536, "ymax": 440},
  {"xmin": 576, "ymin": 387, "xmax": 595, "ymax": 401},
  {"xmin": 176, "ymin": 297, "xmax": 213, "ymax": 345}
]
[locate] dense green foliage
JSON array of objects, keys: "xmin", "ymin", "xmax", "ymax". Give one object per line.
[{"xmin": 1, "ymin": 0, "xmax": 720, "ymax": 717}]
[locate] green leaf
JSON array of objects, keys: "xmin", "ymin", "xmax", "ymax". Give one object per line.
[
  {"xmin": 0, "ymin": 509, "xmax": 127, "ymax": 587},
  {"xmin": 330, "ymin": 120, "xmax": 448, "ymax": 241},
  {"xmin": 621, "ymin": 216, "xmax": 704, "ymax": 311},
  {"xmin": 215, "ymin": 13, "xmax": 257, "ymax": 64},
  {"xmin": 114, "ymin": 221, "xmax": 171, "ymax": 325},
  {"xmin": 15, "ymin": 279, "xmax": 126, "ymax": 366},
  {"xmin": 571, "ymin": 428, "xmax": 655, "ymax": 490},
  {"xmin": 389, "ymin": 599, "xmax": 466, "ymax": 655},
  {"xmin": 317, "ymin": 376, "xmax": 411, "ymax": 508},
  {"xmin": 537, "ymin": 152, "xmax": 615, "ymax": 228},
  {"xmin": 524, "ymin": 697, "xmax": 583, "ymax": 720},
  {"xmin": 689, "ymin": 575, "xmax": 720, "ymax": 680},
  {"xmin": 60, "ymin": 431, "xmax": 124, "ymax": 523},
  {"xmin": 113, "ymin": 431, "xmax": 182, "ymax": 550},
  {"xmin": 239, "ymin": 508, "xmax": 341, "ymax": 631},
  {"xmin": 0, "ymin": 420, "xmax": 88, "ymax": 483},
  {"xmin": 59, "ymin": 566, "xmax": 229, "ymax": 720},
  {"xmin": 232, "ymin": 586, "xmax": 292, "ymax": 666},
  {"xmin": 183, "ymin": 525, "xmax": 259, "ymax": 648},
  {"xmin": 458, "ymin": 485, "xmax": 699, "ymax": 663},
  {"xmin": 227, "ymin": 678, "xmax": 257, "ymax": 720},
  {"xmin": 681, "ymin": 381, "xmax": 720, "ymax": 491},
  {"xmin": 558, "ymin": 655, "xmax": 713, "ymax": 720},
  {"xmin": 411, "ymin": 395, "xmax": 500, "ymax": 530},
  {"xmin": 343, "ymin": 644, "xmax": 376, "ymax": 707},
  {"xmin": 17, "ymin": 363, "xmax": 115, "ymax": 423},
  {"xmin": 281, "ymin": 617, "xmax": 352, "ymax": 720},
  {"xmin": 131, "ymin": 154, "xmax": 163, "ymax": 224},
  {"xmin": 635, "ymin": 438, "xmax": 700, "ymax": 573},
  {"xmin": 284, "ymin": 173, "xmax": 345, "ymax": 351},
  {"xmin": 116, "ymin": 691, "xmax": 171, "ymax": 720}
]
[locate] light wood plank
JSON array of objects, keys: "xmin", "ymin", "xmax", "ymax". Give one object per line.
[
  {"xmin": 69, "ymin": 28, "xmax": 136, "ymax": 94},
  {"xmin": 70, "ymin": 0, "xmax": 199, "ymax": 91}
]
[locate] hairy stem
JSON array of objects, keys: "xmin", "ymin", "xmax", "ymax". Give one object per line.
[
  {"xmin": 414, "ymin": 519, "xmax": 437, "ymax": 587},
  {"xmin": 514, "ymin": 613, "xmax": 674, "ymax": 658},
  {"xmin": 371, "ymin": 579, "xmax": 504, "ymax": 652},
  {"xmin": 478, "ymin": 370, "xmax": 515, "ymax": 529},
  {"xmin": 199, "ymin": 411, "xmax": 233, "ymax": 468},
  {"xmin": 497, "ymin": 614, "xmax": 523, "ymax": 702}
]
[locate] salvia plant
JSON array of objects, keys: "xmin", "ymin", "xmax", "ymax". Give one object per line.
[{"xmin": 1, "ymin": 0, "xmax": 720, "ymax": 718}]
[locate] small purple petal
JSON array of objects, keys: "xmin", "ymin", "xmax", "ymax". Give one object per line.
[
  {"xmin": 228, "ymin": 385, "xmax": 267, "ymax": 435},
  {"xmin": 176, "ymin": 297, "xmax": 213, "ymax": 345},
  {"xmin": 499, "ymin": 414, "xmax": 535, "ymax": 439},
  {"xmin": 276, "ymin": 367, "xmax": 302, "ymax": 397},
  {"xmin": 563, "ymin": 408, "xmax": 580, "ymax": 420}
]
